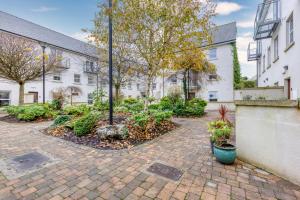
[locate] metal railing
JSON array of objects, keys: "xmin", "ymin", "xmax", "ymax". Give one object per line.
[
  {"xmin": 254, "ymin": 0, "xmax": 281, "ymax": 40},
  {"xmin": 247, "ymin": 41, "xmax": 262, "ymax": 61},
  {"xmin": 83, "ymin": 64, "xmax": 100, "ymax": 74}
]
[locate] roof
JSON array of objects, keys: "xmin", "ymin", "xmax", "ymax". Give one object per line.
[
  {"xmin": 0, "ymin": 11, "xmax": 98, "ymax": 58},
  {"xmin": 203, "ymin": 22, "xmax": 237, "ymax": 47}
]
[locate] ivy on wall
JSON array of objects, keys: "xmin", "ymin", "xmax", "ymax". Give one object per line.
[{"xmin": 232, "ymin": 43, "xmax": 241, "ymax": 89}]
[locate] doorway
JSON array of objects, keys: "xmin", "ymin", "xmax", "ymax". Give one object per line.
[
  {"xmin": 28, "ymin": 92, "xmax": 38, "ymax": 103},
  {"xmin": 284, "ymin": 78, "xmax": 291, "ymax": 99}
]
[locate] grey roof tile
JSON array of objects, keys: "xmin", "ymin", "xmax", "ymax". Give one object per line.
[{"xmin": 0, "ymin": 11, "xmax": 98, "ymax": 58}]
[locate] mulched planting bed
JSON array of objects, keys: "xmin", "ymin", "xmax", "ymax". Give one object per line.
[{"xmin": 45, "ymin": 116, "xmax": 177, "ymax": 150}]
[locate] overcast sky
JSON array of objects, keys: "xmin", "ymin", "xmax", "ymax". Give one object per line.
[{"xmin": 0, "ymin": 0, "xmax": 260, "ymax": 78}]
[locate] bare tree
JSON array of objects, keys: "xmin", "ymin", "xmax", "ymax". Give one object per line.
[{"xmin": 0, "ymin": 32, "xmax": 58, "ymax": 105}]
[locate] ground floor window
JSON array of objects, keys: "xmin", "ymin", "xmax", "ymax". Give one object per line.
[
  {"xmin": 88, "ymin": 93, "xmax": 93, "ymax": 104},
  {"xmin": 208, "ymin": 91, "xmax": 218, "ymax": 102},
  {"xmin": 0, "ymin": 91, "xmax": 10, "ymax": 106}
]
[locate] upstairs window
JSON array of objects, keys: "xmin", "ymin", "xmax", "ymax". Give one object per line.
[
  {"xmin": 86, "ymin": 61, "xmax": 94, "ymax": 72},
  {"xmin": 208, "ymin": 74, "xmax": 217, "ymax": 81},
  {"xmin": 53, "ymin": 73, "xmax": 61, "ymax": 81},
  {"xmin": 136, "ymin": 83, "xmax": 140, "ymax": 90},
  {"xmin": 74, "ymin": 74, "xmax": 81, "ymax": 83},
  {"xmin": 208, "ymin": 48, "xmax": 217, "ymax": 60},
  {"xmin": 274, "ymin": 36, "xmax": 279, "ymax": 60},
  {"xmin": 88, "ymin": 75, "xmax": 95, "ymax": 85},
  {"xmin": 152, "ymin": 83, "xmax": 157, "ymax": 90},
  {"xmin": 286, "ymin": 13, "xmax": 294, "ymax": 46},
  {"xmin": 128, "ymin": 82, "xmax": 132, "ymax": 90}
]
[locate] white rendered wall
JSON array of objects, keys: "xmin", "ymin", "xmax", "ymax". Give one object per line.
[
  {"xmin": 257, "ymin": 0, "xmax": 300, "ymax": 99},
  {"xmin": 236, "ymin": 104, "xmax": 300, "ymax": 185}
]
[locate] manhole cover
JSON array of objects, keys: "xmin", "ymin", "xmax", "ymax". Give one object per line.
[
  {"xmin": 147, "ymin": 163, "xmax": 183, "ymax": 181},
  {"xmin": 0, "ymin": 151, "xmax": 59, "ymax": 179},
  {"xmin": 12, "ymin": 152, "xmax": 50, "ymax": 171}
]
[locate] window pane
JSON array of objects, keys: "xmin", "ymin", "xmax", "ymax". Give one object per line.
[{"xmin": 0, "ymin": 91, "xmax": 10, "ymax": 99}]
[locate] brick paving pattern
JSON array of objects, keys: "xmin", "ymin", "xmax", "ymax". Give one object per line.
[{"xmin": 0, "ymin": 112, "xmax": 299, "ymax": 200}]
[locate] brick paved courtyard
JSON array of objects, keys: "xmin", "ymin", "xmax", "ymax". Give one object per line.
[{"xmin": 0, "ymin": 112, "xmax": 299, "ymax": 200}]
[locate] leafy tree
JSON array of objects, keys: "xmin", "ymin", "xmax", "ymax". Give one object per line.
[
  {"xmin": 85, "ymin": 2, "xmax": 138, "ymax": 104},
  {"xmin": 232, "ymin": 43, "xmax": 241, "ymax": 89},
  {"xmin": 110, "ymin": 0, "xmax": 216, "ymax": 108},
  {"xmin": 0, "ymin": 32, "xmax": 58, "ymax": 104}
]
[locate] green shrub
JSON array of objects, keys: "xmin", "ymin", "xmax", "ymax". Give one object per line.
[
  {"xmin": 123, "ymin": 97, "xmax": 139, "ymax": 105},
  {"xmin": 114, "ymin": 106, "xmax": 129, "ymax": 113},
  {"xmin": 148, "ymin": 103, "xmax": 160, "ymax": 110},
  {"xmin": 63, "ymin": 104, "xmax": 89, "ymax": 116},
  {"xmin": 159, "ymin": 97, "xmax": 173, "ymax": 110},
  {"xmin": 151, "ymin": 110, "xmax": 173, "ymax": 124},
  {"xmin": 121, "ymin": 98, "xmax": 144, "ymax": 113},
  {"xmin": 130, "ymin": 112, "xmax": 150, "ymax": 128},
  {"xmin": 187, "ymin": 98, "xmax": 207, "ymax": 107},
  {"xmin": 172, "ymin": 98, "xmax": 206, "ymax": 117},
  {"xmin": 53, "ymin": 115, "xmax": 71, "ymax": 127},
  {"xmin": 74, "ymin": 112, "xmax": 100, "ymax": 137},
  {"xmin": 208, "ymin": 120, "xmax": 232, "ymax": 145},
  {"xmin": 51, "ymin": 99, "xmax": 63, "ymax": 110},
  {"xmin": 5, "ymin": 104, "xmax": 55, "ymax": 121}
]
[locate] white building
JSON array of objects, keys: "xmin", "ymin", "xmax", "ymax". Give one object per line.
[
  {"xmin": 0, "ymin": 11, "xmax": 237, "ymax": 107},
  {"xmin": 138, "ymin": 22, "xmax": 237, "ymax": 105},
  {"xmin": 0, "ymin": 11, "xmax": 99, "ymax": 106},
  {"xmin": 248, "ymin": 0, "xmax": 300, "ymax": 100}
]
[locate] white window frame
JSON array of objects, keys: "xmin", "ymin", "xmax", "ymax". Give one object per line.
[
  {"xmin": 0, "ymin": 91, "xmax": 10, "ymax": 106},
  {"xmin": 87, "ymin": 93, "xmax": 93, "ymax": 104},
  {"xmin": 74, "ymin": 74, "xmax": 81, "ymax": 83},
  {"xmin": 286, "ymin": 13, "xmax": 294, "ymax": 47},
  {"xmin": 87, "ymin": 74, "xmax": 96, "ymax": 85},
  {"xmin": 53, "ymin": 72, "xmax": 61, "ymax": 81},
  {"xmin": 208, "ymin": 48, "xmax": 217, "ymax": 60},
  {"xmin": 274, "ymin": 36, "xmax": 279, "ymax": 60},
  {"xmin": 208, "ymin": 91, "xmax": 218, "ymax": 102}
]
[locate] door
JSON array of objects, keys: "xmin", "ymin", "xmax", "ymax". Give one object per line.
[
  {"xmin": 287, "ymin": 79, "xmax": 291, "ymax": 100},
  {"xmin": 28, "ymin": 92, "xmax": 38, "ymax": 103}
]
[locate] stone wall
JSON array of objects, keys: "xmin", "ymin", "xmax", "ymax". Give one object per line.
[{"xmin": 235, "ymin": 100, "xmax": 300, "ymax": 185}]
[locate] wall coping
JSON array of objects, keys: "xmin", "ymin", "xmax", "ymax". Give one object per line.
[
  {"xmin": 235, "ymin": 86, "xmax": 284, "ymax": 91},
  {"xmin": 235, "ymin": 100, "xmax": 299, "ymax": 108}
]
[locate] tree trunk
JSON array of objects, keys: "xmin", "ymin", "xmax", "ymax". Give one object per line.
[
  {"xmin": 115, "ymin": 84, "xmax": 121, "ymax": 105},
  {"xmin": 144, "ymin": 77, "xmax": 152, "ymax": 111},
  {"xmin": 182, "ymin": 70, "xmax": 188, "ymax": 103},
  {"xmin": 19, "ymin": 82, "xmax": 25, "ymax": 105}
]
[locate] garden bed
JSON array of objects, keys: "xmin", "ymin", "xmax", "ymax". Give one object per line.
[{"xmin": 45, "ymin": 115, "xmax": 177, "ymax": 150}]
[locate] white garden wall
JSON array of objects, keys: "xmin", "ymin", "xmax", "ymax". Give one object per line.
[
  {"xmin": 235, "ymin": 101, "xmax": 300, "ymax": 185},
  {"xmin": 234, "ymin": 87, "xmax": 285, "ymax": 100}
]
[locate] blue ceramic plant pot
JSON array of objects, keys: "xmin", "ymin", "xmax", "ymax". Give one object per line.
[{"xmin": 213, "ymin": 143, "xmax": 236, "ymax": 165}]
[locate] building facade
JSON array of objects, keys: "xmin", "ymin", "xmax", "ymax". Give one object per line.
[
  {"xmin": 248, "ymin": 0, "xmax": 300, "ymax": 100},
  {"xmin": 0, "ymin": 11, "xmax": 236, "ymax": 106},
  {"xmin": 0, "ymin": 11, "xmax": 99, "ymax": 106}
]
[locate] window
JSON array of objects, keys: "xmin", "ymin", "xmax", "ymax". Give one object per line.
[
  {"xmin": 274, "ymin": 82, "xmax": 279, "ymax": 86},
  {"xmin": 286, "ymin": 13, "xmax": 294, "ymax": 46},
  {"xmin": 208, "ymin": 48, "xmax": 217, "ymax": 60},
  {"xmin": 136, "ymin": 83, "xmax": 140, "ymax": 90},
  {"xmin": 208, "ymin": 74, "xmax": 217, "ymax": 81},
  {"xmin": 85, "ymin": 61, "xmax": 94, "ymax": 72},
  {"xmin": 74, "ymin": 74, "xmax": 81, "ymax": 83},
  {"xmin": 258, "ymin": 60, "xmax": 261, "ymax": 76},
  {"xmin": 53, "ymin": 73, "xmax": 61, "ymax": 81},
  {"xmin": 263, "ymin": 55, "xmax": 266, "ymax": 72},
  {"xmin": 0, "ymin": 91, "xmax": 10, "ymax": 106},
  {"xmin": 128, "ymin": 82, "xmax": 132, "ymax": 90},
  {"xmin": 152, "ymin": 83, "xmax": 157, "ymax": 90},
  {"xmin": 65, "ymin": 58, "xmax": 71, "ymax": 68},
  {"xmin": 267, "ymin": 47, "xmax": 271, "ymax": 68},
  {"xmin": 87, "ymin": 93, "xmax": 93, "ymax": 104},
  {"xmin": 274, "ymin": 36, "xmax": 279, "ymax": 60},
  {"xmin": 88, "ymin": 75, "xmax": 95, "ymax": 85},
  {"xmin": 170, "ymin": 76, "xmax": 177, "ymax": 84},
  {"xmin": 208, "ymin": 91, "xmax": 218, "ymax": 102}
]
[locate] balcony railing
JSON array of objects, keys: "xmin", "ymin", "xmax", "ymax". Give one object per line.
[
  {"xmin": 83, "ymin": 64, "xmax": 100, "ymax": 74},
  {"xmin": 254, "ymin": 0, "xmax": 281, "ymax": 40},
  {"xmin": 248, "ymin": 41, "xmax": 262, "ymax": 61}
]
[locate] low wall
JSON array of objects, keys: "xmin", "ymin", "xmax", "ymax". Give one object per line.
[
  {"xmin": 235, "ymin": 100, "xmax": 300, "ymax": 185},
  {"xmin": 206, "ymin": 102, "xmax": 235, "ymax": 111},
  {"xmin": 235, "ymin": 87, "xmax": 285, "ymax": 100}
]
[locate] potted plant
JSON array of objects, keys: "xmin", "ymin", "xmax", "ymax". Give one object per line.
[{"xmin": 208, "ymin": 120, "xmax": 236, "ymax": 164}]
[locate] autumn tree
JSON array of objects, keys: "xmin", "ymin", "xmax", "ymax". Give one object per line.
[
  {"xmin": 85, "ymin": 2, "xmax": 138, "ymax": 104},
  {"xmin": 113, "ymin": 0, "xmax": 216, "ymax": 107},
  {"xmin": 0, "ymin": 32, "xmax": 58, "ymax": 104},
  {"xmin": 171, "ymin": 46, "xmax": 216, "ymax": 102}
]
